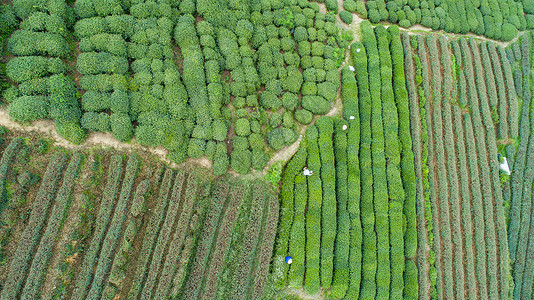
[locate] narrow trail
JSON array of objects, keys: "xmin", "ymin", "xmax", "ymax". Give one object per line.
[{"xmin": 0, "ymin": 109, "xmax": 211, "ymax": 169}]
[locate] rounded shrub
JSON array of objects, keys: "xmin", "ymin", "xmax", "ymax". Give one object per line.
[
  {"xmin": 339, "ymin": 11, "xmax": 353, "ymax": 24},
  {"xmin": 501, "ymin": 23, "xmax": 518, "ymax": 41},
  {"xmin": 235, "ymin": 118, "xmax": 251, "ymax": 136}
]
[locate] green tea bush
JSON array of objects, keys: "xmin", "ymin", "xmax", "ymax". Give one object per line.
[
  {"xmin": 7, "ymin": 56, "xmax": 66, "ymax": 83},
  {"xmin": 8, "ymin": 30, "xmax": 69, "ymax": 57},
  {"xmin": 9, "ymin": 96, "xmax": 49, "ymax": 122}
]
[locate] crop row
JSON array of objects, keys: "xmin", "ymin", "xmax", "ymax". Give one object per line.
[
  {"xmin": 346, "ymin": 42, "xmax": 366, "ymax": 300},
  {"xmin": 20, "ymin": 153, "xmax": 83, "ymax": 299},
  {"xmin": 439, "ymin": 36, "xmax": 466, "ymax": 300},
  {"xmin": 416, "ymin": 34, "xmax": 442, "ymax": 299},
  {"xmin": 316, "ymin": 117, "xmax": 336, "ymax": 289},
  {"xmin": 390, "ymin": 28, "xmax": 417, "ymax": 266},
  {"xmin": 500, "ymin": 43, "xmax": 519, "ymax": 139},
  {"xmin": 364, "ymin": 22, "xmax": 390, "ymax": 299},
  {"xmin": 153, "ymin": 173, "xmax": 200, "ymax": 299},
  {"xmin": 427, "ymin": 34, "xmax": 456, "ymax": 300},
  {"xmin": 508, "ymin": 35, "xmax": 531, "ymax": 265},
  {"xmin": 510, "ymin": 33, "xmax": 534, "ymax": 300},
  {"xmin": 401, "ymin": 32, "xmax": 425, "ymax": 300},
  {"xmin": 108, "ymin": 179, "xmax": 150, "ymax": 287},
  {"xmin": 450, "ymin": 40, "xmax": 490, "ymax": 299},
  {"xmin": 166, "ymin": 205, "xmax": 201, "ymax": 297},
  {"xmin": 85, "ymin": 155, "xmax": 139, "ymax": 299},
  {"xmin": 486, "ymin": 42, "xmax": 509, "ymax": 140},
  {"xmin": 0, "ymin": 152, "xmax": 68, "ymax": 300},
  {"xmin": 378, "ymin": 26, "xmax": 406, "ymax": 299},
  {"xmin": 70, "ymin": 154, "xmax": 123, "ymax": 299},
  {"xmin": 126, "ymin": 168, "xmax": 175, "ymax": 298},
  {"xmin": 461, "ymin": 37, "xmax": 500, "ymax": 298},
  {"xmin": 182, "ymin": 180, "xmax": 229, "ymax": 298},
  {"xmin": 471, "ymin": 37, "xmax": 511, "ymax": 299},
  {"xmin": 251, "ymin": 194, "xmax": 279, "ymax": 299},
  {"xmin": 450, "ymin": 105, "xmax": 478, "ymax": 299},
  {"xmin": 331, "ymin": 119, "xmax": 349, "ymax": 298},
  {"xmin": 139, "ymin": 172, "xmax": 186, "ymax": 299},
  {"xmin": 304, "ymin": 125, "xmax": 322, "ymax": 295},
  {"xmin": 199, "ymin": 183, "xmax": 246, "ymax": 299},
  {"xmin": 231, "ymin": 183, "xmax": 267, "ymax": 299},
  {"xmin": 273, "ymin": 148, "xmax": 306, "ymax": 287},
  {"xmin": 287, "ymin": 173, "xmax": 307, "ymax": 289},
  {"xmin": 0, "ymin": 138, "xmax": 22, "ymax": 211},
  {"xmin": 352, "ymin": 32, "xmax": 376, "ymax": 299}
]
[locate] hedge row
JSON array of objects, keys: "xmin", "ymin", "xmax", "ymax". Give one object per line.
[
  {"xmin": 331, "ymin": 119, "xmax": 349, "ymax": 298},
  {"xmin": 251, "ymin": 194, "xmax": 279, "ymax": 299},
  {"xmin": 486, "ymin": 42, "xmax": 509, "ymax": 140},
  {"xmin": 199, "ymin": 183, "xmax": 246, "ymax": 299},
  {"xmin": 316, "ymin": 116, "xmax": 336, "ymax": 290},
  {"xmin": 273, "ymin": 147, "xmax": 306, "ymax": 287},
  {"xmin": 127, "ymin": 168, "xmax": 175, "ymax": 298},
  {"xmin": 0, "ymin": 152, "xmax": 68, "ymax": 300},
  {"xmin": 182, "ymin": 180, "xmax": 230, "ymax": 298},
  {"xmin": 153, "ymin": 173, "xmax": 200, "ymax": 299},
  {"xmin": 351, "ymin": 36, "xmax": 376, "ymax": 300},
  {"xmin": 71, "ymin": 155, "xmax": 123, "ymax": 300},
  {"xmin": 108, "ymin": 179, "xmax": 150, "ymax": 287},
  {"xmin": 20, "ymin": 153, "xmax": 83, "ymax": 299},
  {"xmin": 85, "ymin": 155, "xmax": 139, "ymax": 299},
  {"xmin": 439, "ymin": 36, "xmax": 466, "ymax": 300},
  {"xmin": 305, "ymin": 125, "xmax": 321, "ymax": 295},
  {"xmin": 231, "ymin": 183, "xmax": 267, "ymax": 298},
  {"xmin": 139, "ymin": 172, "xmax": 186, "ymax": 299}
]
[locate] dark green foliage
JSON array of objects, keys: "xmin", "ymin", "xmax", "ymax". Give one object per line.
[
  {"xmin": 340, "ymin": 11, "xmax": 353, "ymax": 24},
  {"xmin": 7, "ymin": 56, "xmax": 66, "ymax": 83},
  {"xmin": 81, "ymin": 112, "xmax": 111, "ymax": 132},
  {"xmin": 110, "ymin": 113, "xmax": 133, "ymax": 142},
  {"xmin": 9, "ymin": 96, "xmax": 49, "ymax": 122},
  {"xmin": 231, "ymin": 149, "xmax": 251, "ymax": 174},
  {"xmin": 266, "ymin": 127, "xmax": 298, "ymax": 150},
  {"xmin": 213, "ymin": 143, "xmax": 229, "ymax": 176},
  {"xmin": 501, "ymin": 23, "xmax": 518, "ymax": 41},
  {"xmin": 295, "ymin": 109, "xmax": 313, "ymax": 124},
  {"xmin": 8, "ymin": 30, "xmax": 69, "ymax": 57},
  {"xmin": 77, "ymin": 52, "xmax": 129, "ymax": 75},
  {"xmin": 302, "ymin": 95, "xmax": 330, "ymax": 115}
]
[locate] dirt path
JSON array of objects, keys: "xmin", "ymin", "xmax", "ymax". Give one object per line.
[{"xmin": 0, "ymin": 109, "xmax": 212, "ymax": 170}]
